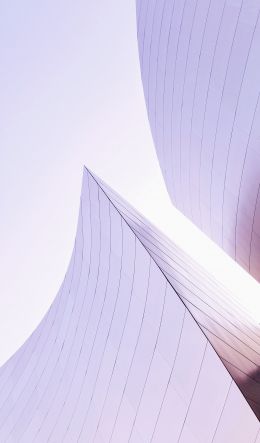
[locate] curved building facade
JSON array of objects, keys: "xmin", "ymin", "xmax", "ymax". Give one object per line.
[
  {"xmin": 0, "ymin": 168, "xmax": 259, "ymax": 442},
  {"xmin": 137, "ymin": 0, "xmax": 260, "ymax": 281}
]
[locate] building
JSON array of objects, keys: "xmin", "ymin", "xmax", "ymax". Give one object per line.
[
  {"xmin": 137, "ymin": 0, "xmax": 260, "ymax": 281},
  {"xmin": 0, "ymin": 168, "xmax": 258, "ymax": 442}
]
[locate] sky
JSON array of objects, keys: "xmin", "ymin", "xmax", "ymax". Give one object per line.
[{"xmin": 0, "ymin": 0, "xmax": 260, "ymax": 366}]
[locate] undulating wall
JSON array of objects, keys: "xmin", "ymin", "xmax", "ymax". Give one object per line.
[
  {"xmin": 0, "ymin": 168, "xmax": 259, "ymax": 442},
  {"xmin": 137, "ymin": 0, "xmax": 260, "ymax": 281}
]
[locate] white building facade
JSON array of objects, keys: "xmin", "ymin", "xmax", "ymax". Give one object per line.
[
  {"xmin": 0, "ymin": 168, "xmax": 258, "ymax": 442},
  {"xmin": 137, "ymin": 0, "xmax": 260, "ymax": 281}
]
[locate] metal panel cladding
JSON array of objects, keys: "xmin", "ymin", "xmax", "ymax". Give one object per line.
[
  {"xmin": 136, "ymin": 0, "xmax": 260, "ymax": 281},
  {"xmin": 0, "ymin": 168, "xmax": 259, "ymax": 442}
]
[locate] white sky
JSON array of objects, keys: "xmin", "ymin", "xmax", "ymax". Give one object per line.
[{"xmin": 0, "ymin": 0, "xmax": 259, "ymax": 366}]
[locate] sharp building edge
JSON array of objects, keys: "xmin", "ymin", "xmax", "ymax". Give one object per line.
[
  {"xmin": 0, "ymin": 168, "xmax": 259, "ymax": 442},
  {"xmin": 136, "ymin": 0, "xmax": 260, "ymax": 281}
]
